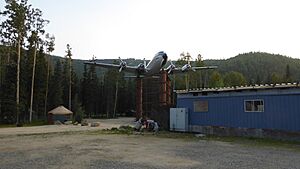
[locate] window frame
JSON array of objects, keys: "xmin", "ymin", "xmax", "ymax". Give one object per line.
[
  {"xmin": 194, "ymin": 100, "xmax": 209, "ymax": 112},
  {"xmin": 244, "ymin": 99, "xmax": 264, "ymax": 112}
]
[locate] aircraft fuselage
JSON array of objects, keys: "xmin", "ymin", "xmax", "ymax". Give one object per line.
[{"xmin": 143, "ymin": 51, "xmax": 168, "ymax": 75}]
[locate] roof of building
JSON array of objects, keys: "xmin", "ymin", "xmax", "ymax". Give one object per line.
[
  {"xmin": 48, "ymin": 106, "xmax": 73, "ymax": 115},
  {"xmin": 175, "ymin": 82, "xmax": 300, "ymax": 94}
]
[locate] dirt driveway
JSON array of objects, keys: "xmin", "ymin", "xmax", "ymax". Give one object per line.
[{"xmin": 0, "ymin": 118, "xmax": 300, "ymax": 169}]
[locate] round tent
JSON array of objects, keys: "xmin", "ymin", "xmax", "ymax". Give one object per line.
[{"xmin": 48, "ymin": 106, "xmax": 73, "ymax": 124}]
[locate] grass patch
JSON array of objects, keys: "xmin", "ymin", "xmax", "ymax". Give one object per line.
[
  {"xmin": 0, "ymin": 124, "xmax": 16, "ymax": 128},
  {"xmin": 22, "ymin": 120, "xmax": 48, "ymax": 127},
  {"xmin": 91, "ymin": 125, "xmax": 134, "ymax": 135},
  {"xmin": 0, "ymin": 120, "xmax": 48, "ymax": 128},
  {"xmin": 103, "ymin": 126, "xmax": 132, "ymax": 135}
]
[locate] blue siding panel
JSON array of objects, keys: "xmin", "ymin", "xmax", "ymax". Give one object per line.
[{"xmin": 177, "ymin": 92, "xmax": 300, "ymax": 132}]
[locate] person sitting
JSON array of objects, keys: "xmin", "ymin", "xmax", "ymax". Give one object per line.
[
  {"xmin": 134, "ymin": 118, "xmax": 143, "ymax": 132},
  {"xmin": 153, "ymin": 121, "xmax": 159, "ymax": 134}
]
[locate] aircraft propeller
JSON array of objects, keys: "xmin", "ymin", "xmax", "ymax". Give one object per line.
[
  {"xmin": 118, "ymin": 57, "xmax": 127, "ymax": 72},
  {"xmin": 143, "ymin": 58, "xmax": 147, "ymax": 67},
  {"xmin": 166, "ymin": 60, "xmax": 176, "ymax": 74}
]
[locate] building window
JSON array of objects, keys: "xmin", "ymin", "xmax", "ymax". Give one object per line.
[
  {"xmin": 244, "ymin": 100, "xmax": 264, "ymax": 112},
  {"xmin": 194, "ymin": 100, "xmax": 208, "ymax": 112}
]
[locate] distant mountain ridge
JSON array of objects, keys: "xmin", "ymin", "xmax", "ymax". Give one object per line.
[
  {"xmin": 52, "ymin": 52, "xmax": 300, "ymax": 82},
  {"xmin": 204, "ymin": 52, "xmax": 300, "ymax": 83}
]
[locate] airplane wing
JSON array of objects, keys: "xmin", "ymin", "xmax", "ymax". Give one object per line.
[
  {"xmin": 190, "ymin": 66, "xmax": 218, "ymax": 70},
  {"xmin": 84, "ymin": 61, "xmax": 139, "ymax": 74},
  {"xmin": 167, "ymin": 65, "xmax": 218, "ymax": 74}
]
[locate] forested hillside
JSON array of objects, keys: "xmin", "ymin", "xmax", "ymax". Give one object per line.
[{"xmin": 204, "ymin": 52, "xmax": 300, "ymax": 84}]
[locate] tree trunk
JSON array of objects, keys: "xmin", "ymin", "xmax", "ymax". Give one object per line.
[
  {"xmin": 0, "ymin": 51, "xmax": 2, "ymax": 116},
  {"xmin": 136, "ymin": 78, "xmax": 142, "ymax": 120},
  {"xmin": 185, "ymin": 74, "xmax": 189, "ymax": 90},
  {"xmin": 44, "ymin": 53, "xmax": 50, "ymax": 117},
  {"xmin": 29, "ymin": 42, "xmax": 38, "ymax": 123},
  {"xmin": 113, "ymin": 80, "xmax": 119, "ymax": 118},
  {"xmin": 16, "ymin": 38, "xmax": 21, "ymax": 124},
  {"xmin": 7, "ymin": 46, "xmax": 11, "ymax": 63},
  {"xmin": 68, "ymin": 57, "xmax": 72, "ymax": 110}
]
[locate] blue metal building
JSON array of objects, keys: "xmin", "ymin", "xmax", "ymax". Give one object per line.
[{"xmin": 176, "ymin": 83, "xmax": 300, "ymax": 133}]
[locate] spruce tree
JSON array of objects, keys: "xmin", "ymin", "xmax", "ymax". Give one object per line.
[
  {"xmin": 48, "ymin": 60, "xmax": 63, "ymax": 110},
  {"xmin": 86, "ymin": 63, "xmax": 99, "ymax": 117},
  {"xmin": 209, "ymin": 71, "xmax": 224, "ymax": 88},
  {"xmin": 33, "ymin": 46, "xmax": 47, "ymax": 118},
  {"xmin": 80, "ymin": 64, "xmax": 88, "ymax": 114},
  {"xmin": 44, "ymin": 33, "xmax": 55, "ymax": 115},
  {"xmin": 223, "ymin": 71, "xmax": 247, "ymax": 87},
  {"xmin": 0, "ymin": 63, "xmax": 17, "ymax": 123},
  {"xmin": 285, "ymin": 64, "xmax": 292, "ymax": 82},
  {"xmin": 65, "ymin": 44, "xmax": 72, "ymax": 110}
]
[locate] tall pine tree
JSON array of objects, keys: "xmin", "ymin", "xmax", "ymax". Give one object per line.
[
  {"xmin": 48, "ymin": 60, "xmax": 63, "ymax": 110},
  {"xmin": 28, "ymin": 7, "xmax": 49, "ymax": 122},
  {"xmin": 85, "ymin": 63, "xmax": 99, "ymax": 117},
  {"xmin": 44, "ymin": 33, "xmax": 55, "ymax": 115}
]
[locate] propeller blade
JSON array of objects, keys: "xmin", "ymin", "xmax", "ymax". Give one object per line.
[
  {"xmin": 167, "ymin": 60, "xmax": 176, "ymax": 74},
  {"xmin": 118, "ymin": 57, "xmax": 127, "ymax": 72},
  {"xmin": 143, "ymin": 58, "xmax": 146, "ymax": 66},
  {"xmin": 119, "ymin": 67, "xmax": 123, "ymax": 72}
]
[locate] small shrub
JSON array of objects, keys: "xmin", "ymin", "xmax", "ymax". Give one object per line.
[{"xmin": 74, "ymin": 106, "xmax": 85, "ymax": 123}]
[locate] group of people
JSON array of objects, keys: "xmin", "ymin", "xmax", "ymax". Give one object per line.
[{"xmin": 134, "ymin": 118, "xmax": 159, "ymax": 133}]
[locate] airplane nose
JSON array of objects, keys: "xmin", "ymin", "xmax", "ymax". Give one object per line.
[
  {"xmin": 161, "ymin": 53, "xmax": 168, "ymax": 66},
  {"xmin": 162, "ymin": 53, "xmax": 168, "ymax": 61}
]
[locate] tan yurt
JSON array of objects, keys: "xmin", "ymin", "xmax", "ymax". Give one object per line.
[{"xmin": 48, "ymin": 106, "xmax": 73, "ymax": 124}]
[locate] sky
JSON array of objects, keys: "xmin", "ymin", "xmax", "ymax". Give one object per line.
[{"xmin": 1, "ymin": 0, "xmax": 300, "ymax": 60}]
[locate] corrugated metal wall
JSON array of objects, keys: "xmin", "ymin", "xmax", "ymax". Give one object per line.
[{"xmin": 177, "ymin": 92, "xmax": 300, "ymax": 132}]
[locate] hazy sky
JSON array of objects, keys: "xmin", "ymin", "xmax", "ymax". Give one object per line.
[{"xmin": 1, "ymin": 0, "xmax": 300, "ymax": 60}]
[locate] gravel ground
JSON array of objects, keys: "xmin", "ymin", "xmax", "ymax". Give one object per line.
[
  {"xmin": 0, "ymin": 118, "xmax": 300, "ymax": 169},
  {"xmin": 0, "ymin": 118, "xmax": 135, "ymax": 136}
]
